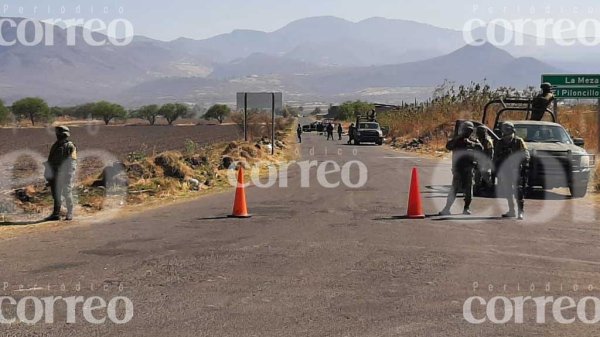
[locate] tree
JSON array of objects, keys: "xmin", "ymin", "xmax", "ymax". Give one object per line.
[
  {"xmin": 204, "ymin": 104, "xmax": 231, "ymax": 124},
  {"xmin": 69, "ymin": 103, "xmax": 96, "ymax": 119},
  {"xmin": 11, "ymin": 97, "xmax": 51, "ymax": 126},
  {"xmin": 160, "ymin": 103, "xmax": 189, "ymax": 125},
  {"xmin": 137, "ymin": 104, "xmax": 160, "ymax": 125},
  {"xmin": 0, "ymin": 99, "xmax": 9, "ymax": 125},
  {"xmin": 338, "ymin": 100, "xmax": 375, "ymax": 120},
  {"xmin": 92, "ymin": 101, "xmax": 127, "ymax": 125}
]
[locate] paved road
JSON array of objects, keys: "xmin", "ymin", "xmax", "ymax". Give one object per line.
[{"xmin": 1, "ymin": 129, "xmax": 599, "ymax": 336}]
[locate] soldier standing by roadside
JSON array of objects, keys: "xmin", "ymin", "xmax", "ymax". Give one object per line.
[
  {"xmin": 347, "ymin": 123, "xmax": 355, "ymax": 144},
  {"xmin": 530, "ymin": 82, "xmax": 555, "ymax": 121},
  {"xmin": 494, "ymin": 122, "xmax": 530, "ymax": 220},
  {"xmin": 326, "ymin": 123, "xmax": 334, "ymax": 140},
  {"xmin": 296, "ymin": 123, "xmax": 303, "ymax": 143},
  {"xmin": 44, "ymin": 126, "xmax": 77, "ymax": 221},
  {"xmin": 474, "ymin": 125, "xmax": 494, "ymax": 193},
  {"xmin": 439, "ymin": 121, "xmax": 482, "ymax": 216},
  {"xmin": 337, "ymin": 123, "xmax": 343, "ymax": 140}
]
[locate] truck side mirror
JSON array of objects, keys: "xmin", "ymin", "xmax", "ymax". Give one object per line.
[{"xmin": 573, "ymin": 138, "xmax": 585, "ymax": 147}]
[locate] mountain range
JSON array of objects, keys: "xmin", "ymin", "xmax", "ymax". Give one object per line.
[{"xmin": 0, "ymin": 15, "xmax": 593, "ymax": 106}]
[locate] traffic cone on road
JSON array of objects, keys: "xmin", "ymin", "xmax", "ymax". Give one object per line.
[
  {"xmin": 228, "ymin": 166, "xmax": 252, "ymax": 218},
  {"xmin": 407, "ymin": 167, "xmax": 425, "ymax": 219}
]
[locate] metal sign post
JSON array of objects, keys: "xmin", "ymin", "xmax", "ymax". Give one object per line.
[
  {"xmin": 271, "ymin": 93, "xmax": 275, "ymax": 155},
  {"xmin": 236, "ymin": 92, "xmax": 283, "ymax": 155},
  {"xmin": 244, "ymin": 93, "xmax": 248, "ymax": 141}
]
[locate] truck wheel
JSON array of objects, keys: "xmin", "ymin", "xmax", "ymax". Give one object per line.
[
  {"xmin": 376, "ymin": 140, "xmax": 383, "ymax": 146},
  {"xmin": 569, "ymin": 183, "xmax": 588, "ymax": 198}
]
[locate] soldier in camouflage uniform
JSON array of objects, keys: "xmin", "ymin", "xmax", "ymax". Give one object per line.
[
  {"xmin": 439, "ymin": 121, "xmax": 483, "ymax": 216},
  {"xmin": 530, "ymin": 82, "xmax": 555, "ymax": 121},
  {"xmin": 494, "ymin": 122, "xmax": 530, "ymax": 220},
  {"xmin": 474, "ymin": 125, "xmax": 494, "ymax": 192},
  {"xmin": 45, "ymin": 126, "xmax": 77, "ymax": 221}
]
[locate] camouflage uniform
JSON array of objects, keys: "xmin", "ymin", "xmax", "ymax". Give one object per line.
[
  {"xmin": 440, "ymin": 122, "xmax": 483, "ymax": 215},
  {"xmin": 475, "ymin": 126, "xmax": 494, "ymax": 190},
  {"xmin": 46, "ymin": 126, "xmax": 77, "ymax": 220},
  {"xmin": 347, "ymin": 124, "xmax": 355, "ymax": 144},
  {"xmin": 494, "ymin": 124, "xmax": 530, "ymax": 219},
  {"xmin": 530, "ymin": 83, "xmax": 555, "ymax": 121}
]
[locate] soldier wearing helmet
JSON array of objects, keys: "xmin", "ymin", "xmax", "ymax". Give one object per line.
[
  {"xmin": 44, "ymin": 126, "xmax": 77, "ymax": 221},
  {"xmin": 530, "ymin": 82, "xmax": 555, "ymax": 121},
  {"xmin": 439, "ymin": 121, "xmax": 483, "ymax": 216},
  {"xmin": 474, "ymin": 125, "xmax": 494, "ymax": 192},
  {"xmin": 494, "ymin": 122, "xmax": 530, "ymax": 220}
]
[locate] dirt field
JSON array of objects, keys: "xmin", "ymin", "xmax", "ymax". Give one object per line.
[{"xmin": 0, "ymin": 124, "xmax": 242, "ymax": 159}]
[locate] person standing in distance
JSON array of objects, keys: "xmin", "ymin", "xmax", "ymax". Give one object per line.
[
  {"xmin": 337, "ymin": 123, "xmax": 343, "ymax": 140},
  {"xmin": 347, "ymin": 123, "xmax": 355, "ymax": 145},
  {"xmin": 296, "ymin": 123, "xmax": 303, "ymax": 143},
  {"xmin": 45, "ymin": 126, "xmax": 77, "ymax": 221},
  {"xmin": 326, "ymin": 123, "xmax": 334, "ymax": 141}
]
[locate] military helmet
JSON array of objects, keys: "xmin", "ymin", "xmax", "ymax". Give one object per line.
[
  {"xmin": 541, "ymin": 82, "xmax": 552, "ymax": 91},
  {"xmin": 55, "ymin": 126, "xmax": 70, "ymax": 137},
  {"xmin": 501, "ymin": 122, "xmax": 515, "ymax": 135},
  {"xmin": 476, "ymin": 125, "xmax": 487, "ymax": 135},
  {"xmin": 459, "ymin": 121, "xmax": 475, "ymax": 135}
]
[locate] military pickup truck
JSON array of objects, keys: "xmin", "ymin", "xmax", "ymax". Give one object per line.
[
  {"xmin": 354, "ymin": 116, "xmax": 384, "ymax": 145},
  {"xmin": 456, "ymin": 97, "xmax": 596, "ymax": 198}
]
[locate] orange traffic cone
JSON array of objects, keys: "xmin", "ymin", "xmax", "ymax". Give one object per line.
[
  {"xmin": 228, "ymin": 166, "xmax": 252, "ymax": 218},
  {"xmin": 407, "ymin": 167, "xmax": 425, "ymax": 219}
]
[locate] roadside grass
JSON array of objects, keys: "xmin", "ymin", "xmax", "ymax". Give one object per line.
[{"xmin": 3, "ymin": 117, "xmax": 298, "ymax": 222}]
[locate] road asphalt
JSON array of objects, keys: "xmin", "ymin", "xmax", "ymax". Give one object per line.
[{"xmin": 1, "ymin": 127, "xmax": 599, "ymax": 336}]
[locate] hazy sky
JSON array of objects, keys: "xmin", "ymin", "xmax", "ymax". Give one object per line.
[{"xmin": 2, "ymin": 0, "xmax": 600, "ymax": 41}]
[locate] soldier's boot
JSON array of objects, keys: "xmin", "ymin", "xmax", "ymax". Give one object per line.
[
  {"xmin": 502, "ymin": 196, "xmax": 517, "ymax": 218},
  {"xmin": 517, "ymin": 201, "xmax": 524, "ymax": 220},
  {"xmin": 45, "ymin": 203, "xmax": 61, "ymax": 221},
  {"xmin": 463, "ymin": 198, "xmax": 472, "ymax": 215},
  {"xmin": 65, "ymin": 197, "xmax": 74, "ymax": 221}
]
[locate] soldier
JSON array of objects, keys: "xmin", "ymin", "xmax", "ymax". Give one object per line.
[
  {"xmin": 326, "ymin": 123, "xmax": 334, "ymax": 140},
  {"xmin": 44, "ymin": 126, "xmax": 77, "ymax": 221},
  {"xmin": 369, "ymin": 109, "xmax": 377, "ymax": 122},
  {"xmin": 347, "ymin": 123, "xmax": 355, "ymax": 144},
  {"xmin": 296, "ymin": 123, "xmax": 303, "ymax": 143},
  {"xmin": 494, "ymin": 122, "xmax": 530, "ymax": 220},
  {"xmin": 439, "ymin": 121, "xmax": 483, "ymax": 216},
  {"xmin": 337, "ymin": 123, "xmax": 343, "ymax": 140},
  {"xmin": 530, "ymin": 82, "xmax": 555, "ymax": 121},
  {"xmin": 475, "ymin": 125, "xmax": 494, "ymax": 192}
]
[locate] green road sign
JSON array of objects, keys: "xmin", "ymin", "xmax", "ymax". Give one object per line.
[
  {"xmin": 554, "ymin": 87, "xmax": 600, "ymax": 99},
  {"xmin": 542, "ymin": 74, "xmax": 600, "ymax": 87}
]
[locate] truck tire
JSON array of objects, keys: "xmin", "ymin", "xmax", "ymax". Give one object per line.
[
  {"xmin": 376, "ymin": 139, "xmax": 383, "ymax": 145},
  {"xmin": 569, "ymin": 183, "xmax": 588, "ymax": 198}
]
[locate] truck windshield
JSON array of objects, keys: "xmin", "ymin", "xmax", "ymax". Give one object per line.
[
  {"xmin": 359, "ymin": 123, "xmax": 379, "ymax": 129},
  {"xmin": 515, "ymin": 125, "xmax": 572, "ymax": 144}
]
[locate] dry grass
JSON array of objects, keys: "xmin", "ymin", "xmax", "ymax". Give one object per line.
[{"xmin": 377, "ymin": 84, "xmax": 599, "ymax": 191}]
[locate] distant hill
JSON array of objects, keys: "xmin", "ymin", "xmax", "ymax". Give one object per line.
[
  {"xmin": 302, "ymin": 43, "xmax": 561, "ymax": 93},
  {"xmin": 0, "ymin": 18, "xmax": 212, "ymax": 104},
  {"xmin": 0, "ymin": 16, "xmax": 584, "ymax": 106},
  {"xmin": 170, "ymin": 16, "xmax": 465, "ymax": 66},
  {"xmin": 210, "ymin": 53, "xmax": 322, "ymax": 79}
]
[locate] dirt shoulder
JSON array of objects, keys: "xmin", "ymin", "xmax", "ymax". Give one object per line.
[{"xmin": 0, "ymin": 121, "xmax": 300, "ymax": 239}]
